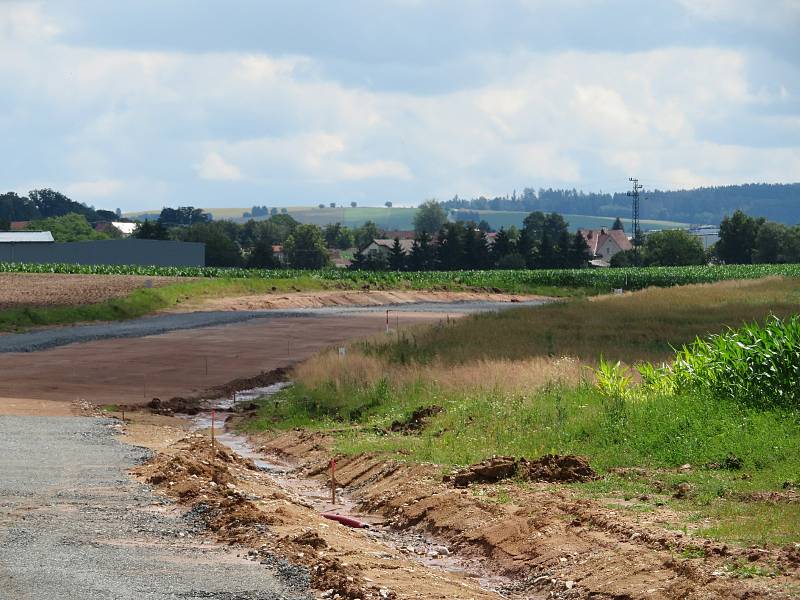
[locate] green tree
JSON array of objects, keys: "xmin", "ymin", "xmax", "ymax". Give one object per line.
[
  {"xmin": 284, "ymin": 224, "xmax": 329, "ymax": 268},
  {"xmin": 413, "ymin": 200, "xmax": 448, "ymax": 235},
  {"xmin": 0, "ymin": 217, "xmax": 9, "ymax": 230},
  {"xmin": 717, "ymin": 210, "xmax": 764, "ymax": 264},
  {"xmin": 567, "ymin": 231, "xmax": 591, "ymax": 268},
  {"xmin": 158, "ymin": 206, "xmax": 210, "ymax": 226},
  {"xmin": 247, "ymin": 239, "xmax": 277, "ymax": 267},
  {"xmin": 753, "ymin": 221, "xmax": 790, "ymax": 263},
  {"xmin": 497, "ymin": 253, "xmax": 527, "ymax": 269},
  {"xmin": 0, "ymin": 192, "xmax": 39, "ymax": 221},
  {"xmin": 266, "ymin": 213, "xmax": 299, "ymax": 242},
  {"xmin": 352, "ymin": 220, "xmax": 380, "ymax": 249},
  {"xmin": 28, "ymin": 189, "xmax": 94, "ymax": 219},
  {"xmin": 133, "ymin": 220, "xmax": 170, "ymax": 240},
  {"xmin": 612, "ymin": 217, "xmax": 624, "ymax": 231},
  {"xmin": 436, "ymin": 223, "xmax": 464, "ymax": 270},
  {"xmin": 463, "ymin": 226, "xmax": 490, "ymax": 269},
  {"xmin": 408, "ymin": 231, "xmax": 436, "ymax": 270},
  {"xmin": 388, "ymin": 238, "xmax": 406, "ymax": 270},
  {"xmin": 240, "ymin": 220, "xmax": 280, "ymax": 267},
  {"xmin": 610, "ymin": 249, "xmax": 642, "ymax": 268},
  {"xmin": 26, "ymin": 213, "xmax": 110, "ymax": 242},
  {"xmin": 642, "ymin": 229, "xmax": 705, "ymax": 266},
  {"xmin": 491, "ymin": 227, "xmax": 516, "ymax": 265},
  {"xmin": 324, "ymin": 223, "xmax": 353, "ymax": 250},
  {"xmin": 177, "ymin": 222, "xmax": 242, "ymax": 267}
]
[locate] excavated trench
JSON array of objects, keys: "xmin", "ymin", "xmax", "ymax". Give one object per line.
[{"xmin": 187, "ymin": 385, "xmax": 526, "ymax": 599}]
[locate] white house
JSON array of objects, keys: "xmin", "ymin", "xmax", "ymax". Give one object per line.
[{"xmin": 579, "ymin": 228, "xmax": 632, "ymax": 266}]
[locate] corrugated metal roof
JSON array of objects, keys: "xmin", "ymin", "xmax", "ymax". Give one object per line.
[{"xmin": 0, "ymin": 231, "xmax": 55, "ymax": 243}]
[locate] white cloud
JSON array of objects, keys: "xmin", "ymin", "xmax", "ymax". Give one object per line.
[
  {"xmin": 195, "ymin": 152, "xmax": 242, "ymax": 181},
  {"xmin": 64, "ymin": 179, "xmax": 123, "ymax": 198},
  {"xmin": 679, "ymin": 0, "xmax": 800, "ymax": 29},
  {"xmin": 0, "ymin": 2, "xmax": 62, "ymax": 42},
  {"xmin": 339, "ymin": 160, "xmax": 412, "ymax": 181},
  {"xmin": 0, "ymin": 3, "xmax": 797, "ymax": 209}
]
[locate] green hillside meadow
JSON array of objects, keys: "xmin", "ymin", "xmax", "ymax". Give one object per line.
[{"xmin": 126, "ymin": 206, "xmax": 688, "ymax": 232}]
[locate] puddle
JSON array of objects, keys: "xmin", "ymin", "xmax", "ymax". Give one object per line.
[{"xmin": 183, "ymin": 383, "xmax": 524, "ymax": 598}]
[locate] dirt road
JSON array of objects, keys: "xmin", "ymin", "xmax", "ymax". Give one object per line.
[
  {"xmin": 0, "ymin": 415, "xmax": 311, "ymax": 599},
  {"xmin": 0, "ymin": 302, "xmax": 537, "ymax": 406}
]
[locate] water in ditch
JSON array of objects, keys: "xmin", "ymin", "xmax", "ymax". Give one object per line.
[{"xmin": 188, "ymin": 383, "xmax": 528, "ymax": 599}]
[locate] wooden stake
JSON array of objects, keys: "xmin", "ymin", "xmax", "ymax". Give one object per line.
[
  {"xmin": 211, "ymin": 409, "xmax": 216, "ymax": 448},
  {"xmin": 329, "ymin": 458, "xmax": 337, "ymax": 505}
]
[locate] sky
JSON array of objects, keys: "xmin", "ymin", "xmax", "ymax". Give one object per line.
[{"xmin": 1, "ymin": 1, "xmax": 798, "ymax": 212}]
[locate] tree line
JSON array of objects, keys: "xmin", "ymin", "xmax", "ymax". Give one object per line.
[
  {"xmin": 353, "ymin": 205, "xmax": 592, "ymax": 271},
  {"xmin": 441, "ymin": 183, "xmax": 800, "ymax": 226},
  {"xmin": 0, "ymin": 189, "xmax": 122, "ymax": 230},
  {"xmin": 134, "ymin": 208, "xmax": 384, "ymax": 268}
]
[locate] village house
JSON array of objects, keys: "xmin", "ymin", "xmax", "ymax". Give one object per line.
[
  {"xmin": 579, "ymin": 228, "xmax": 632, "ymax": 266},
  {"xmin": 359, "ymin": 238, "xmax": 416, "ymax": 259}
]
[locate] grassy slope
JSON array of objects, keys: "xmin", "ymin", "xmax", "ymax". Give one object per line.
[
  {"xmin": 125, "ymin": 206, "xmax": 688, "ymax": 232},
  {"xmin": 246, "ymin": 277, "xmax": 800, "ymax": 546}
]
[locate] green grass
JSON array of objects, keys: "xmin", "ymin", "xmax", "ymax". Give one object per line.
[
  {"xmin": 242, "ymin": 278, "xmax": 800, "ymax": 546},
  {"xmin": 245, "ymin": 379, "xmax": 800, "ymax": 546},
  {"xmin": 698, "ymin": 501, "xmax": 800, "ymax": 547},
  {"xmin": 360, "ymin": 277, "xmax": 800, "ymax": 364}
]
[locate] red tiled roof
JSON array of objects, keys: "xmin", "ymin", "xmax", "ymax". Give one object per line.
[{"xmin": 579, "ymin": 228, "xmax": 632, "ymax": 255}]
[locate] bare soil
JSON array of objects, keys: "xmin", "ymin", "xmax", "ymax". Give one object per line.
[
  {"xmin": 128, "ymin": 429, "xmax": 503, "ymax": 600},
  {"xmin": 185, "ymin": 290, "xmax": 543, "ymax": 312},
  {"xmin": 250, "ymin": 429, "xmax": 800, "ymax": 599},
  {"xmin": 0, "ymin": 273, "xmax": 181, "ymax": 308},
  {"xmin": 0, "ymin": 312, "xmax": 458, "ymax": 406}
]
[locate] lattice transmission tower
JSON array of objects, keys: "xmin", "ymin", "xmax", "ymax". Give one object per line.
[{"xmin": 626, "ymin": 177, "xmax": 643, "ymax": 248}]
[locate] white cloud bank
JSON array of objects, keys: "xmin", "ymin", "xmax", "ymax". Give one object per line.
[{"xmin": 0, "ymin": 2, "xmax": 797, "ymax": 209}]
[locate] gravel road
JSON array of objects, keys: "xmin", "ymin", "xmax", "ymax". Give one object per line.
[
  {"xmin": 0, "ymin": 300, "xmax": 544, "ymax": 353},
  {"xmin": 0, "ymin": 416, "xmax": 311, "ymax": 600}
]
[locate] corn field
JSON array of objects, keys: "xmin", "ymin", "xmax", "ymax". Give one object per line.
[{"xmin": 2, "ymin": 262, "xmax": 800, "ymax": 290}]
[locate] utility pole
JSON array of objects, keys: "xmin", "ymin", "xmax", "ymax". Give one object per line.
[{"xmin": 626, "ymin": 177, "xmax": 643, "ymax": 250}]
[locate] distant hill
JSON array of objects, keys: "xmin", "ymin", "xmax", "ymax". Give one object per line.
[
  {"xmin": 125, "ymin": 206, "xmax": 686, "ymax": 233},
  {"xmin": 125, "ymin": 183, "xmax": 799, "ymax": 231},
  {"xmin": 442, "ymin": 183, "xmax": 800, "ymax": 225}
]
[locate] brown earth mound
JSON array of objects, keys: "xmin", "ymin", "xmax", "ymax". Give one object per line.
[{"xmin": 448, "ymin": 454, "xmax": 596, "ymax": 487}]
